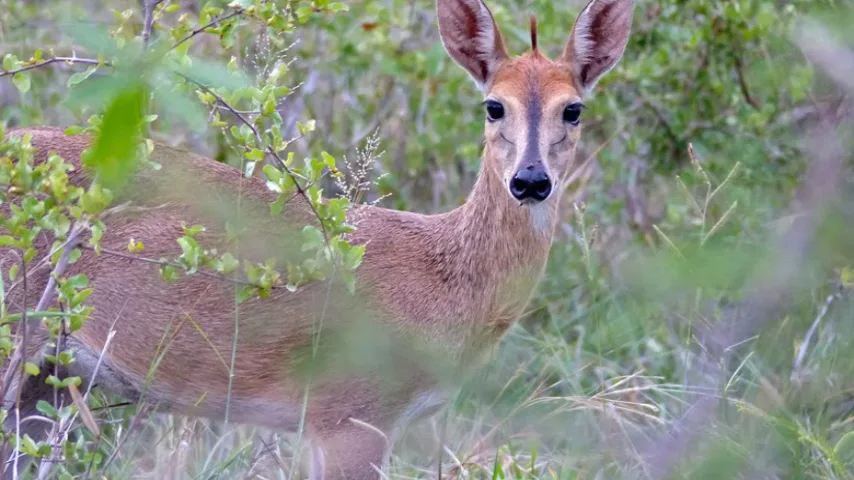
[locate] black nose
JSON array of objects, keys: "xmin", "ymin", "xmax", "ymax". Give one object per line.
[{"xmin": 509, "ymin": 168, "xmax": 552, "ymax": 202}]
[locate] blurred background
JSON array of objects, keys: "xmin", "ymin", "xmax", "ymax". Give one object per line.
[{"xmin": 3, "ymin": 0, "xmax": 854, "ymax": 478}]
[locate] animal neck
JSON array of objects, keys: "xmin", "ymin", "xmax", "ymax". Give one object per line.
[{"xmin": 434, "ymin": 147, "xmax": 558, "ymax": 295}]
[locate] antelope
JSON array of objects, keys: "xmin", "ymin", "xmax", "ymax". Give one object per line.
[{"xmin": 1, "ymin": 0, "xmax": 633, "ymax": 477}]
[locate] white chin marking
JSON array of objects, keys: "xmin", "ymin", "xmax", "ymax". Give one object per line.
[{"xmin": 528, "ymin": 202, "xmax": 551, "ymax": 235}]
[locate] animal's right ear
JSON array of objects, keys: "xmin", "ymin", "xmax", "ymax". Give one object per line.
[{"xmin": 437, "ymin": 0, "xmax": 510, "ymax": 91}]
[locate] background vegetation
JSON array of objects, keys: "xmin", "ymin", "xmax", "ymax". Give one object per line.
[{"xmin": 2, "ymin": 0, "xmax": 854, "ymax": 478}]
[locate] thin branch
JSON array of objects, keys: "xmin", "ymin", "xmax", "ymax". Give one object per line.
[
  {"xmin": 169, "ymin": 9, "xmax": 243, "ymax": 53},
  {"xmin": 2, "ymin": 224, "xmax": 84, "ymax": 476},
  {"xmin": 78, "ymin": 245, "xmax": 267, "ymax": 288},
  {"xmin": 0, "ymin": 56, "xmax": 104, "ymax": 79},
  {"xmin": 178, "ymin": 73, "xmax": 331, "ymax": 245},
  {"xmin": 141, "ymin": 0, "xmax": 164, "ymax": 49},
  {"xmin": 1, "ymin": 224, "xmax": 85, "ymax": 402},
  {"xmin": 734, "ymin": 55, "xmax": 760, "ymax": 110}
]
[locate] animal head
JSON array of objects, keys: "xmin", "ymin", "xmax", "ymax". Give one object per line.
[{"xmin": 437, "ymin": 0, "xmax": 634, "ymax": 206}]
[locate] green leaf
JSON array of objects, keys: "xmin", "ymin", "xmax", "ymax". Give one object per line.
[
  {"xmin": 301, "ymin": 225, "xmax": 324, "ymax": 252},
  {"xmin": 12, "ymin": 72, "xmax": 31, "ymax": 93},
  {"xmin": 60, "ymin": 376, "xmax": 82, "ymax": 388},
  {"xmin": 181, "ymin": 223, "xmax": 206, "ymax": 237},
  {"xmin": 263, "ymin": 164, "xmax": 282, "ymax": 182},
  {"xmin": 67, "ymin": 248, "xmax": 82, "ymax": 264},
  {"xmin": 24, "ymin": 362, "xmax": 40, "ymax": 376},
  {"xmin": 65, "ymin": 274, "xmax": 89, "ymax": 290},
  {"xmin": 321, "ymin": 151, "xmax": 336, "ymax": 170},
  {"xmin": 295, "ymin": 5, "xmax": 313, "ymax": 23},
  {"xmin": 83, "ymin": 84, "xmax": 146, "ymax": 190},
  {"xmin": 246, "ymin": 148, "xmax": 265, "ymax": 161},
  {"xmin": 63, "ymin": 125, "xmax": 85, "ymax": 136},
  {"xmin": 177, "ymin": 236, "xmax": 202, "ymax": 272},
  {"xmin": 21, "ymin": 434, "xmax": 39, "ymax": 456},
  {"xmin": 67, "ymin": 65, "xmax": 98, "ymax": 87},
  {"xmin": 216, "ymin": 252, "xmax": 239, "ymax": 274},
  {"xmin": 236, "ymin": 285, "xmax": 256, "ymax": 303},
  {"xmin": 70, "ymin": 288, "xmax": 93, "ymax": 307},
  {"xmin": 36, "ymin": 400, "xmax": 58, "ymax": 418},
  {"xmin": 262, "ymin": 99, "xmax": 276, "ymax": 116},
  {"xmin": 342, "ymin": 271, "xmax": 356, "ymax": 295},
  {"xmin": 2, "ymin": 53, "xmax": 19, "ymax": 71},
  {"xmin": 79, "ymin": 182, "xmax": 114, "ymax": 215},
  {"xmin": 159, "ymin": 264, "xmax": 180, "ymax": 283},
  {"xmin": 270, "ymin": 195, "xmax": 286, "ymax": 216},
  {"xmin": 127, "ymin": 238, "xmax": 145, "ymax": 252},
  {"xmin": 343, "ymin": 244, "xmax": 366, "ymax": 271},
  {"xmin": 8, "ymin": 263, "xmax": 19, "ymax": 282}
]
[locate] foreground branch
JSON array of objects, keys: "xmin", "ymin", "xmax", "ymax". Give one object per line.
[
  {"xmin": 0, "ymin": 57, "xmax": 104, "ymax": 79},
  {"xmin": 141, "ymin": 0, "xmax": 165, "ymax": 49},
  {"xmin": 78, "ymin": 245, "xmax": 265, "ymax": 288},
  {"xmin": 169, "ymin": 9, "xmax": 244, "ymax": 53},
  {"xmin": 178, "ymin": 73, "xmax": 331, "ymax": 245},
  {"xmin": 1, "ymin": 224, "xmax": 85, "ymax": 477}
]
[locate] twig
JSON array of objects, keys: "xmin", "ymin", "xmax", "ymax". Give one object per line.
[
  {"xmin": 141, "ymin": 0, "xmax": 164, "ymax": 49},
  {"xmin": 734, "ymin": 54, "xmax": 759, "ymax": 110},
  {"xmin": 2, "ymin": 224, "xmax": 85, "ymax": 477},
  {"xmin": 0, "ymin": 56, "xmax": 104, "ymax": 79},
  {"xmin": 177, "ymin": 73, "xmax": 331, "ymax": 245},
  {"xmin": 169, "ymin": 9, "xmax": 243, "ymax": 53},
  {"xmin": 1, "ymin": 225, "xmax": 85, "ymax": 401},
  {"xmin": 77, "ymin": 245, "xmax": 267, "ymax": 288}
]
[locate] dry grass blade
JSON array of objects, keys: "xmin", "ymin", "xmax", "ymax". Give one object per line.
[{"xmin": 68, "ymin": 382, "xmax": 100, "ymax": 437}]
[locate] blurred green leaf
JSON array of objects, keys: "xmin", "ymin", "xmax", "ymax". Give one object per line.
[{"xmin": 83, "ymin": 84, "xmax": 146, "ymax": 190}]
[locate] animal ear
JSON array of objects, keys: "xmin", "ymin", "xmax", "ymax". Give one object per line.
[
  {"xmin": 561, "ymin": 0, "xmax": 634, "ymax": 94},
  {"xmin": 436, "ymin": 0, "xmax": 510, "ymax": 91}
]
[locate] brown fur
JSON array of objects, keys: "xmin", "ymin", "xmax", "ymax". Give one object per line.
[{"xmin": 1, "ymin": 0, "xmax": 633, "ymax": 477}]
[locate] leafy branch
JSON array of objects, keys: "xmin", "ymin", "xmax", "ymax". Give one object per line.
[
  {"xmin": 178, "ymin": 73, "xmax": 332, "ymax": 245},
  {"xmin": 0, "ymin": 55, "xmax": 105, "ymax": 79},
  {"xmin": 169, "ymin": 9, "xmax": 245, "ymax": 53}
]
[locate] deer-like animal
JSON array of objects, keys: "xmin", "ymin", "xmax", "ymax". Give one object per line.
[{"xmin": 1, "ymin": 0, "xmax": 633, "ymax": 477}]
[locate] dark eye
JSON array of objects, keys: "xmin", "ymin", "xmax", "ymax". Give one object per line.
[
  {"xmin": 563, "ymin": 103, "xmax": 584, "ymax": 125},
  {"xmin": 485, "ymin": 100, "xmax": 505, "ymax": 122}
]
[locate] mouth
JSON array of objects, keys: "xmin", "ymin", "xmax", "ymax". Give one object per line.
[{"xmin": 516, "ymin": 197, "xmax": 542, "ymax": 207}]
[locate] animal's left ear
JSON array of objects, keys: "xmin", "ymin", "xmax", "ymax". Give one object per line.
[{"xmin": 560, "ymin": 0, "xmax": 634, "ymax": 95}]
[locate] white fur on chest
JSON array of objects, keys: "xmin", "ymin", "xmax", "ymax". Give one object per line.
[{"xmin": 527, "ymin": 202, "xmax": 552, "ymax": 235}]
